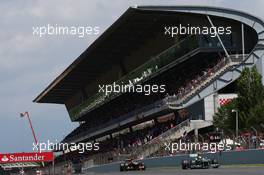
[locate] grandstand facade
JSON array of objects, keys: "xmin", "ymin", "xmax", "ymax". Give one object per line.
[{"xmin": 34, "ymin": 6, "xmax": 264, "ymax": 172}]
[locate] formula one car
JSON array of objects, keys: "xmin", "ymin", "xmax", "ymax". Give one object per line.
[
  {"xmin": 181, "ymin": 154, "xmax": 220, "ymax": 169},
  {"xmin": 120, "ymin": 159, "xmax": 146, "ymax": 171}
]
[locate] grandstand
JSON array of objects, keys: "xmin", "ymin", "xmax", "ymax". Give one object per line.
[{"xmin": 34, "ymin": 6, "xmax": 264, "ymax": 173}]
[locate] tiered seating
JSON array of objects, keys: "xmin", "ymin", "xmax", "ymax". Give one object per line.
[
  {"xmin": 65, "ymin": 54, "xmax": 226, "ymax": 143},
  {"xmin": 167, "ymin": 55, "xmax": 245, "ymax": 108}
]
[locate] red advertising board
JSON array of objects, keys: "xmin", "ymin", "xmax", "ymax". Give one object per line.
[{"xmin": 0, "ymin": 152, "xmax": 54, "ymax": 163}]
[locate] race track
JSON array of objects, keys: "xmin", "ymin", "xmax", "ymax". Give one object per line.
[{"xmin": 84, "ymin": 166, "xmax": 264, "ymax": 175}]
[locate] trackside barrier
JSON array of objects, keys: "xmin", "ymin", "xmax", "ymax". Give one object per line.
[{"xmin": 83, "ymin": 149, "xmax": 264, "ymax": 173}]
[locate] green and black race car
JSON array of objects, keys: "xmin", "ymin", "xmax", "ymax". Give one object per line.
[{"xmin": 181, "ymin": 154, "xmax": 220, "ymax": 169}]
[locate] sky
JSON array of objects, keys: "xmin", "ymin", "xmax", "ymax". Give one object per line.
[{"xmin": 0, "ymin": 0, "xmax": 264, "ymax": 153}]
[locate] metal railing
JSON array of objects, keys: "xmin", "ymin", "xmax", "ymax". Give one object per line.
[
  {"xmin": 167, "ymin": 54, "xmax": 245, "ymax": 107},
  {"xmin": 147, "ymin": 119, "xmax": 191, "ymax": 145},
  {"xmin": 129, "ymin": 119, "xmax": 191, "ymax": 158}
]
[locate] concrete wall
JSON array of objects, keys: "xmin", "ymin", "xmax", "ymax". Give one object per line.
[
  {"xmin": 186, "ymin": 99, "xmax": 204, "ymax": 120},
  {"xmin": 84, "ymin": 149, "xmax": 264, "ymax": 173},
  {"xmin": 204, "ymin": 94, "xmax": 215, "ymax": 121}
]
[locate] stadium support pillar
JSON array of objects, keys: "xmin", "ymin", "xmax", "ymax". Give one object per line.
[
  {"xmin": 204, "ymin": 94, "xmax": 215, "ymax": 121},
  {"xmin": 206, "ymin": 15, "xmax": 230, "ymax": 60},
  {"xmin": 241, "ymin": 23, "xmax": 245, "ymax": 60},
  {"xmin": 194, "ymin": 128, "xmax": 199, "ymax": 143}
]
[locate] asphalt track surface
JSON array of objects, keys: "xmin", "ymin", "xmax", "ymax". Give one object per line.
[{"xmin": 84, "ymin": 166, "xmax": 264, "ymax": 175}]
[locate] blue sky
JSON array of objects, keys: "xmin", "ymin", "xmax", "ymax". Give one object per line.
[{"xmin": 0, "ymin": 0, "xmax": 264, "ymax": 153}]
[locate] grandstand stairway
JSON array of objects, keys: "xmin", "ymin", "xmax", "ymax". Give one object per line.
[
  {"xmin": 130, "ymin": 119, "xmax": 212, "ymax": 159},
  {"xmin": 167, "ymin": 53, "xmax": 258, "ymax": 109},
  {"xmin": 131, "ymin": 50, "xmax": 264, "ymax": 159}
]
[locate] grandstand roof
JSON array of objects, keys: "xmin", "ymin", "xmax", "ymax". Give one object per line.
[{"xmin": 34, "ymin": 6, "xmax": 264, "ymax": 104}]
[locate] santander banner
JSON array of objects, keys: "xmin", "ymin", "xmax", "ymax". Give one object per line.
[{"xmin": 0, "ymin": 152, "xmax": 54, "ymax": 163}]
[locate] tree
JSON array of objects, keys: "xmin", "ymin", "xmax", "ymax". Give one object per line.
[
  {"xmin": 213, "ymin": 66, "xmax": 264, "ymax": 131},
  {"xmin": 213, "ymin": 99, "xmax": 237, "ymax": 131}
]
